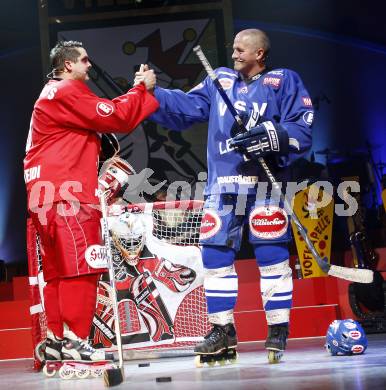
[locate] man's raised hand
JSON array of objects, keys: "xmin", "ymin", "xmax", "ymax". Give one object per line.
[{"xmin": 133, "ymin": 64, "xmax": 156, "ymax": 92}]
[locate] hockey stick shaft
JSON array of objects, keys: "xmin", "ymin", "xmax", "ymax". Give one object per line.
[
  {"xmin": 100, "ymin": 194, "xmax": 125, "ymax": 370},
  {"xmin": 193, "ymin": 45, "xmax": 373, "ymax": 283},
  {"xmin": 193, "ymin": 46, "xmax": 245, "ymax": 134}
]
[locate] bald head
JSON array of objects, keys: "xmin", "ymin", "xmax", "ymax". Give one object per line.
[
  {"xmin": 235, "ymin": 29, "xmax": 270, "ymax": 58},
  {"xmin": 232, "ymin": 29, "xmax": 270, "ymax": 78}
]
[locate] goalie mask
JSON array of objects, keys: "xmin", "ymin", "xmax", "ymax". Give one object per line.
[
  {"xmin": 98, "ymin": 157, "xmax": 135, "ymax": 204},
  {"xmin": 325, "ymin": 319, "xmax": 367, "ymax": 356},
  {"xmin": 109, "ymin": 212, "xmax": 146, "ymax": 266}
]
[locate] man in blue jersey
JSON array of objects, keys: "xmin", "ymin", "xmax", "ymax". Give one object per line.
[{"xmin": 136, "ymin": 29, "xmax": 313, "ymax": 363}]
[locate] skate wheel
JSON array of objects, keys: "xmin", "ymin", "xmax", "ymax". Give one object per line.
[
  {"xmin": 229, "ymin": 352, "xmax": 239, "ymax": 364},
  {"xmin": 194, "ymin": 355, "xmax": 203, "ymax": 368},
  {"xmin": 268, "ymin": 350, "xmax": 283, "ymax": 364},
  {"xmin": 75, "ymin": 369, "xmax": 90, "ymax": 379},
  {"xmin": 59, "ymin": 365, "xmax": 75, "ymax": 379},
  {"xmin": 42, "ymin": 364, "xmax": 57, "ymax": 377},
  {"xmin": 218, "ymin": 359, "xmax": 226, "ymax": 366},
  {"xmin": 91, "ymin": 369, "xmax": 103, "ymax": 378},
  {"xmin": 207, "ymin": 361, "xmax": 216, "ymax": 367}
]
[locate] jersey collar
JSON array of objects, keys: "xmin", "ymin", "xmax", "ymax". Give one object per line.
[{"xmin": 239, "ymin": 67, "xmax": 270, "ymax": 84}]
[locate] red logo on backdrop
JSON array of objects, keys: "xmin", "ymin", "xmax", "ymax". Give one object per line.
[
  {"xmin": 249, "ymin": 206, "xmax": 288, "ymax": 239},
  {"xmin": 199, "ymin": 210, "xmax": 221, "ymax": 240},
  {"xmin": 351, "ymin": 345, "xmax": 364, "ymax": 354},
  {"xmin": 349, "ymin": 330, "xmax": 361, "ymax": 340}
]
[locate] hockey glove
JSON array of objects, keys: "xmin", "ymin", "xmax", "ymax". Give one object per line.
[{"xmin": 230, "ymin": 121, "xmax": 289, "ymax": 159}]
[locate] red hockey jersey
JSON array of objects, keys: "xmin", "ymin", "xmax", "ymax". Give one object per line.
[{"xmin": 24, "ymin": 79, "xmax": 159, "ymax": 208}]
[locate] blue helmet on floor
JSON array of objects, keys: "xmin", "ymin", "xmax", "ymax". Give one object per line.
[{"xmin": 325, "ymin": 319, "xmax": 367, "ymax": 356}]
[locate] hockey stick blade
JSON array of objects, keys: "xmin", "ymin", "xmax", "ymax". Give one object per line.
[
  {"xmin": 328, "ymin": 265, "xmax": 373, "ymax": 283},
  {"xmin": 103, "ymin": 366, "xmax": 124, "ymax": 387},
  {"xmin": 313, "ymin": 255, "xmax": 373, "ymax": 283},
  {"xmin": 193, "ymin": 46, "xmax": 374, "ymax": 284}
]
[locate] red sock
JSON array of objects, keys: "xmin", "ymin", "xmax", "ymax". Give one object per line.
[
  {"xmin": 43, "ymin": 278, "xmax": 63, "ymax": 338},
  {"xmin": 59, "ymin": 274, "xmax": 100, "ymax": 339}
]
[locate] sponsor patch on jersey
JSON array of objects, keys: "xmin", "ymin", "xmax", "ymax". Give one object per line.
[
  {"xmin": 199, "ymin": 209, "xmax": 222, "ymax": 240},
  {"xmin": 303, "ymin": 110, "xmax": 314, "ymax": 126},
  {"xmin": 218, "ymin": 78, "xmax": 234, "ymax": 90},
  {"xmin": 348, "ymin": 330, "xmax": 362, "ymax": 340},
  {"xmin": 302, "ymin": 96, "xmax": 313, "ymax": 107},
  {"xmin": 351, "ymin": 345, "xmax": 365, "ymax": 354},
  {"xmin": 96, "ymin": 102, "xmax": 114, "ymax": 117},
  {"xmin": 85, "ymin": 245, "xmax": 108, "ymax": 268},
  {"xmin": 263, "ymin": 77, "xmax": 282, "ymax": 88},
  {"xmin": 249, "ymin": 206, "xmax": 288, "ymax": 239}
]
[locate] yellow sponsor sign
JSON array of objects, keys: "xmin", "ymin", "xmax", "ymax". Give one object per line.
[{"xmin": 291, "ymin": 184, "xmax": 334, "ymax": 278}]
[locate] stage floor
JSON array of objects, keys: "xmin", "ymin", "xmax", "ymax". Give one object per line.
[{"xmin": 1, "ymin": 335, "xmax": 386, "ymax": 389}]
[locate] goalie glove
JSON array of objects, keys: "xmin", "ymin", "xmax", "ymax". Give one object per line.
[{"xmin": 229, "ymin": 121, "xmax": 289, "ymax": 159}]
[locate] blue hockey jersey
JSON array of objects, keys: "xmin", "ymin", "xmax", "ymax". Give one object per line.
[{"xmin": 150, "ymin": 67, "xmax": 313, "ymax": 195}]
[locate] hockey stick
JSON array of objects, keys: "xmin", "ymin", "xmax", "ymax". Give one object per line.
[
  {"xmin": 100, "ymin": 193, "xmax": 125, "ymax": 387},
  {"xmin": 193, "ymin": 45, "xmax": 373, "ymax": 284}
]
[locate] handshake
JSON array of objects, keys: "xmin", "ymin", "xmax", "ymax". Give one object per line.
[{"xmin": 133, "ymin": 64, "xmax": 156, "ymax": 92}]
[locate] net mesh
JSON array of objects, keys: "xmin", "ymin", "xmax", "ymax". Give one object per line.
[
  {"xmin": 151, "ymin": 203, "xmax": 203, "ymax": 245},
  {"xmin": 110, "ymin": 200, "xmax": 211, "ymax": 354},
  {"xmin": 173, "ymin": 285, "xmax": 211, "ymax": 341}
]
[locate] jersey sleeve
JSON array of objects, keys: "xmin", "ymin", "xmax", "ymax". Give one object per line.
[
  {"xmin": 278, "ymin": 70, "xmax": 313, "ymax": 162},
  {"xmin": 52, "ymin": 81, "xmax": 159, "ymax": 134},
  {"xmin": 149, "ymin": 77, "xmax": 212, "ymax": 130}
]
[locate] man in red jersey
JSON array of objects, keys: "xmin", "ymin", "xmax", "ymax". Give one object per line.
[{"xmin": 24, "ymin": 40, "xmax": 159, "ymax": 364}]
